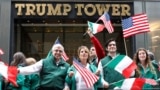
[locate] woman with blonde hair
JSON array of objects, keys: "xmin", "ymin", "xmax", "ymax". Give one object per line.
[
  {"xmin": 25, "ymin": 57, "xmax": 39, "ymax": 90},
  {"xmin": 65, "ymin": 45, "xmax": 109, "ymax": 90}
]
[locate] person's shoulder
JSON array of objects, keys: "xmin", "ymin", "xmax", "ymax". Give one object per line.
[
  {"xmin": 101, "ymin": 55, "xmax": 110, "ymax": 62},
  {"xmin": 90, "ymin": 63, "xmax": 97, "ymax": 68}
]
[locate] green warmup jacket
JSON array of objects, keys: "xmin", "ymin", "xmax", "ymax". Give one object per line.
[
  {"xmin": 152, "ymin": 60, "xmax": 160, "ymax": 89},
  {"xmin": 0, "ymin": 74, "xmax": 3, "ymax": 90},
  {"xmin": 24, "ymin": 73, "xmax": 40, "ymax": 90},
  {"xmin": 29, "ymin": 73, "xmax": 40, "ymax": 90},
  {"xmin": 138, "ymin": 63, "xmax": 157, "ymax": 90},
  {"xmin": 91, "ymin": 58, "xmax": 98, "ymax": 67},
  {"xmin": 65, "ymin": 64, "xmax": 102, "ymax": 90},
  {"xmin": 40, "ymin": 55, "xmax": 70, "ymax": 89},
  {"xmin": 6, "ymin": 66, "xmax": 30, "ymax": 90},
  {"xmin": 100, "ymin": 55, "xmax": 124, "ymax": 89}
]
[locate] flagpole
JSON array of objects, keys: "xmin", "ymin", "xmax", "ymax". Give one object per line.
[
  {"xmin": 120, "ymin": 16, "xmax": 128, "ymax": 55},
  {"xmin": 123, "ymin": 38, "xmax": 128, "ymax": 55}
]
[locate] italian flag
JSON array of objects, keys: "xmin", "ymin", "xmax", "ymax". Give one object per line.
[
  {"xmin": 105, "ymin": 55, "xmax": 137, "ymax": 78},
  {"xmin": 0, "ymin": 61, "xmax": 18, "ymax": 87},
  {"xmin": 113, "ymin": 78, "xmax": 145, "ymax": 90},
  {"xmin": 88, "ymin": 21, "xmax": 104, "ymax": 34}
]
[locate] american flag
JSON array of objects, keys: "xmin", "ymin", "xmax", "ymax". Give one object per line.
[
  {"xmin": 122, "ymin": 13, "xmax": 150, "ymax": 38},
  {"xmin": 0, "ymin": 48, "xmax": 4, "ymax": 55},
  {"xmin": 73, "ymin": 57, "xmax": 99, "ymax": 88},
  {"xmin": 98, "ymin": 12, "xmax": 114, "ymax": 33},
  {"xmin": 54, "ymin": 37, "xmax": 69, "ymax": 61}
]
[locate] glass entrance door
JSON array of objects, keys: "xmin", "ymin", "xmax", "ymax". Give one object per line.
[{"xmin": 14, "ymin": 18, "xmax": 132, "ymax": 63}]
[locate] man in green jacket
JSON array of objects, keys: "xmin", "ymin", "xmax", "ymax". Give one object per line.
[
  {"xmin": 18, "ymin": 44, "xmax": 70, "ymax": 90},
  {"xmin": 97, "ymin": 38, "xmax": 124, "ymax": 89}
]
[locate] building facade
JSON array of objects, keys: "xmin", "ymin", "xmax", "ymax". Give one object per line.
[{"xmin": 0, "ymin": 0, "xmax": 160, "ymax": 63}]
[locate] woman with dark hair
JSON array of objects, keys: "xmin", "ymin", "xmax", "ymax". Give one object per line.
[
  {"xmin": 65, "ymin": 46, "xmax": 109, "ymax": 90},
  {"xmin": 133, "ymin": 48, "xmax": 157, "ymax": 89},
  {"xmin": 6, "ymin": 52, "xmax": 29, "ymax": 90},
  {"xmin": 11, "ymin": 52, "xmax": 26, "ymax": 66}
]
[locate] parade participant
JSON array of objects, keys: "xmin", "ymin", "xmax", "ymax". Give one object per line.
[
  {"xmin": 97, "ymin": 38, "xmax": 124, "ymax": 89},
  {"xmin": 0, "ymin": 74, "xmax": 4, "ymax": 90},
  {"xmin": 89, "ymin": 45, "xmax": 98, "ymax": 67},
  {"xmin": 86, "ymin": 28, "xmax": 105, "ymax": 67},
  {"xmin": 25, "ymin": 57, "xmax": 39, "ymax": 90},
  {"xmin": 65, "ymin": 46, "xmax": 109, "ymax": 90},
  {"xmin": 18, "ymin": 44, "xmax": 70, "ymax": 90},
  {"xmin": 133, "ymin": 48, "xmax": 157, "ymax": 89},
  {"xmin": 6, "ymin": 52, "xmax": 29, "ymax": 90}
]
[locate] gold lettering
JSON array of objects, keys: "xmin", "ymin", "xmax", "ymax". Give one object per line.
[
  {"xmin": 112, "ymin": 4, "xmax": 120, "ymax": 16},
  {"xmin": 75, "ymin": 4, "xmax": 84, "ymax": 16},
  {"xmin": 25, "ymin": 4, "xmax": 36, "ymax": 15},
  {"xmin": 63, "ymin": 4, "xmax": 71, "ymax": 15},
  {"xmin": 36, "ymin": 4, "xmax": 46, "ymax": 16},
  {"xmin": 15, "ymin": 4, "xmax": 25, "ymax": 15},
  {"xmin": 95, "ymin": 4, "xmax": 110, "ymax": 15},
  {"xmin": 47, "ymin": 4, "xmax": 62, "ymax": 15},
  {"xmin": 84, "ymin": 4, "xmax": 96, "ymax": 16},
  {"xmin": 121, "ymin": 4, "xmax": 131, "ymax": 16}
]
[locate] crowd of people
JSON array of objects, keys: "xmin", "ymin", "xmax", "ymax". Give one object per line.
[{"xmin": 0, "ymin": 28, "xmax": 160, "ymax": 90}]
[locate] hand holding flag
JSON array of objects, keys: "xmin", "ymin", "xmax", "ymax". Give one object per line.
[
  {"xmin": 73, "ymin": 57, "xmax": 99, "ymax": 88},
  {"xmin": 87, "ymin": 21, "xmax": 104, "ymax": 34}
]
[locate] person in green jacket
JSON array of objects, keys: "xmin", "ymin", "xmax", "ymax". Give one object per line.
[
  {"xmin": 18, "ymin": 44, "xmax": 70, "ymax": 90},
  {"xmin": 25, "ymin": 57, "xmax": 40, "ymax": 90},
  {"xmin": 97, "ymin": 38, "xmax": 125, "ymax": 89},
  {"xmin": 65, "ymin": 46, "xmax": 109, "ymax": 90},
  {"xmin": 6, "ymin": 52, "xmax": 29, "ymax": 90},
  {"xmin": 87, "ymin": 28, "xmax": 105, "ymax": 68},
  {"xmin": 133, "ymin": 48, "xmax": 157, "ymax": 90},
  {"xmin": 0, "ymin": 74, "xmax": 4, "ymax": 90},
  {"xmin": 152, "ymin": 59, "xmax": 160, "ymax": 89}
]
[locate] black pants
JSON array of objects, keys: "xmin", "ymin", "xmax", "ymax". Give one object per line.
[{"xmin": 37, "ymin": 87, "xmax": 62, "ymax": 90}]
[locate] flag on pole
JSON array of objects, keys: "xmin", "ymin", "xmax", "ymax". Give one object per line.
[
  {"xmin": 0, "ymin": 48, "xmax": 4, "ymax": 55},
  {"xmin": 54, "ymin": 37, "xmax": 69, "ymax": 61},
  {"xmin": 122, "ymin": 13, "xmax": 150, "ymax": 38},
  {"xmin": 88, "ymin": 21, "xmax": 104, "ymax": 34},
  {"xmin": 112, "ymin": 78, "xmax": 145, "ymax": 90},
  {"xmin": 0, "ymin": 61, "xmax": 18, "ymax": 87},
  {"xmin": 46, "ymin": 37, "xmax": 69, "ymax": 61},
  {"xmin": 97, "ymin": 12, "xmax": 114, "ymax": 33},
  {"xmin": 104, "ymin": 55, "xmax": 137, "ymax": 78},
  {"xmin": 73, "ymin": 57, "xmax": 99, "ymax": 88}
]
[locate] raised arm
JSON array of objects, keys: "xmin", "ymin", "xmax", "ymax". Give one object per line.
[{"xmin": 87, "ymin": 28, "xmax": 105, "ymax": 64}]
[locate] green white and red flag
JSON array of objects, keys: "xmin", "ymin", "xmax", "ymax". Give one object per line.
[
  {"xmin": 112, "ymin": 78, "xmax": 145, "ymax": 90},
  {"xmin": 0, "ymin": 61, "xmax": 18, "ymax": 87},
  {"xmin": 88, "ymin": 21, "xmax": 104, "ymax": 34},
  {"xmin": 112, "ymin": 78, "xmax": 157, "ymax": 90},
  {"xmin": 104, "ymin": 55, "xmax": 137, "ymax": 78}
]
